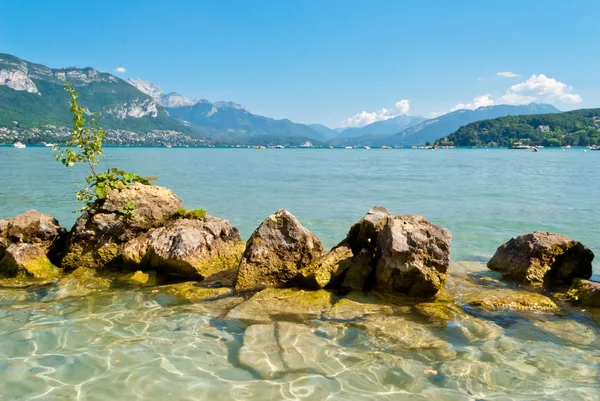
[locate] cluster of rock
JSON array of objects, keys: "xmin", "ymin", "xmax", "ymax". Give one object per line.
[
  {"xmin": 0, "ymin": 182, "xmax": 598, "ymax": 310},
  {"xmin": 235, "ymin": 207, "xmax": 452, "ymax": 299}
]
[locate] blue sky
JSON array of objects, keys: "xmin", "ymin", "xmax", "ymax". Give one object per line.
[{"xmin": 1, "ymin": 0, "xmax": 599, "ymax": 127}]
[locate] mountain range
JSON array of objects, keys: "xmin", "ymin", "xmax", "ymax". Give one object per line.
[{"xmin": 0, "ymin": 53, "xmax": 565, "ymax": 146}]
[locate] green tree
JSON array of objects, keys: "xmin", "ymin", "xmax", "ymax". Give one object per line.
[{"xmin": 54, "ymin": 81, "xmax": 155, "ymax": 211}]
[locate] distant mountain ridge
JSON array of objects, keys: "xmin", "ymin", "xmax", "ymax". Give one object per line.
[
  {"xmin": 0, "ymin": 53, "xmax": 572, "ymax": 147},
  {"xmin": 388, "ymin": 104, "xmax": 561, "ymax": 146},
  {"xmin": 338, "ymin": 115, "xmax": 427, "ymax": 138},
  {"xmin": 0, "ymin": 53, "xmax": 190, "ymax": 135},
  {"xmin": 330, "ymin": 104, "xmax": 561, "ymax": 146}
]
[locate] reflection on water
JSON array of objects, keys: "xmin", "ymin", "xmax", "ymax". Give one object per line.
[
  {"xmin": 1, "ymin": 148, "xmax": 599, "ymax": 398},
  {"xmin": 0, "ymin": 263, "xmax": 598, "ymax": 400}
]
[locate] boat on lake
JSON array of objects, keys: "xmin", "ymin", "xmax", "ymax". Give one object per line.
[
  {"xmin": 13, "ymin": 142, "xmax": 26, "ymax": 148},
  {"xmin": 364, "ymin": 146, "xmax": 371, "ymax": 150},
  {"xmin": 44, "ymin": 143, "xmax": 55, "ymax": 147}
]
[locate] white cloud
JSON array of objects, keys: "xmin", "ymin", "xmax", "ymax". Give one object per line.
[
  {"xmin": 338, "ymin": 99, "xmax": 411, "ymax": 128},
  {"xmin": 114, "ymin": 67, "xmax": 126, "ymax": 74},
  {"xmin": 450, "ymin": 94, "xmax": 495, "ymax": 112},
  {"xmin": 499, "ymin": 74, "xmax": 582, "ymax": 105},
  {"xmin": 496, "ymin": 71, "xmax": 520, "ymax": 78},
  {"xmin": 394, "ymin": 99, "xmax": 410, "ymax": 115}
]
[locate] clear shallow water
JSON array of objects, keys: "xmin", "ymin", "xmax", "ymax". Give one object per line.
[{"xmin": 0, "ymin": 147, "xmax": 599, "ymax": 400}]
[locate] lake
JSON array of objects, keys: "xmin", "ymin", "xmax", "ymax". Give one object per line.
[{"xmin": 0, "ymin": 147, "xmax": 599, "ymax": 400}]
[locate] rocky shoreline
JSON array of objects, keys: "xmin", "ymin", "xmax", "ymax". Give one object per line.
[{"xmin": 1, "ymin": 182, "xmax": 599, "ymax": 322}]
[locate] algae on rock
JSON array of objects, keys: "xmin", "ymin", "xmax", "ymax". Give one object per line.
[
  {"xmin": 0, "ymin": 243, "xmax": 61, "ymax": 279},
  {"xmin": 227, "ymin": 288, "xmax": 334, "ymax": 324}
]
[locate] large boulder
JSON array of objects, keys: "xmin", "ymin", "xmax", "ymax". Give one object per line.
[
  {"xmin": 375, "ymin": 215, "xmax": 452, "ymax": 298},
  {"xmin": 487, "ymin": 232, "xmax": 594, "ymax": 286},
  {"xmin": 235, "ymin": 210, "xmax": 323, "ymax": 292},
  {"xmin": 0, "ymin": 243, "xmax": 61, "ymax": 279},
  {"xmin": 0, "ymin": 210, "xmax": 65, "ymax": 260},
  {"xmin": 122, "ymin": 216, "xmax": 245, "ymax": 281},
  {"xmin": 345, "ymin": 206, "xmax": 391, "ymax": 253},
  {"xmin": 61, "ymin": 183, "xmax": 183, "ymax": 270},
  {"xmin": 566, "ymin": 279, "xmax": 600, "ymax": 307}
]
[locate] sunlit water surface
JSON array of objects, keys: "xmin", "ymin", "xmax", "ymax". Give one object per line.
[{"xmin": 0, "ymin": 147, "xmax": 599, "ymax": 400}]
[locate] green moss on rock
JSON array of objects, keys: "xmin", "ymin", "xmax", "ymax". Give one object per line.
[
  {"xmin": 157, "ymin": 282, "xmax": 233, "ymax": 303},
  {"xmin": 62, "ymin": 243, "xmax": 122, "ymax": 270},
  {"xmin": 566, "ymin": 279, "xmax": 600, "ymax": 307},
  {"xmin": 227, "ymin": 288, "xmax": 334, "ymax": 324},
  {"xmin": 463, "ymin": 288, "xmax": 558, "ymax": 311}
]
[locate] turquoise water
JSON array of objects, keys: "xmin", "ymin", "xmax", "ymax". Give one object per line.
[
  {"xmin": 2, "ymin": 147, "xmax": 599, "ymax": 270},
  {"xmin": 0, "ymin": 147, "xmax": 599, "ymax": 400}
]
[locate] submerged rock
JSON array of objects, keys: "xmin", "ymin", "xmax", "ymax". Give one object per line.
[
  {"xmin": 360, "ymin": 314, "xmax": 448, "ymax": 351},
  {"xmin": 375, "ymin": 215, "xmax": 452, "ymax": 298},
  {"xmin": 44, "ymin": 266, "xmax": 111, "ymax": 301},
  {"xmin": 235, "ymin": 210, "xmax": 323, "ymax": 292},
  {"xmin": 122, "ymin": 216, "xmax": 245, "ymax": 280},
  {"xmin": 487, "ymin": 232, "xmax": 594, "ymax": 286},
  {"xmin": 461, "ymin": 288, "xmax": 558, "ymax": 311},
  {"xmin": 532, "ymin": 318, "xmax": 596, "ymax": 345},
  {"xmin": 0, "ymin": 243, "xmax": 60, "ymax": 279},
  {"xmin": 226, "ymin": 288, "xmax": 334, "ymax": 324},
  {"xmin": 0, "ymin": 210, "xmax": 65, "ymax": 260},
  {"xmin": 324, "ymin": 291, "xmax": 394, "ymax": 320},
  {"xmin": 297, "ymin": 244, "xmax": 353, "ymax": 289},
  {"xmin": 155, "ymin": 282, "xmax": 233, "ymax": 303},
  {"xmin": 238, "ymin": 322, "xmax": 344, "ymax": 379},
  {"xmin": 61, "ymin": 183, "xmax": 183, "ymax": 270},
  {"xmin": 566, "ymin": 279, "xmax": 600, "ymax": 307},
  {"xmin": 238, "ymin": 324, "xmax": 284, "ymax": 379}
]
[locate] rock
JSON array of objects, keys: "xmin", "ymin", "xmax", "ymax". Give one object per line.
[
  {"xmin": 43, "ymin": 266, "xmax": 111, "ymax": 301},
  {"xmin": 61, "ymin": 183, "xmax": 183, "ymax": 270},
  {"xmin": 345, "ymin": 206, "xmax": 391, "ymax": 253},
  {"xmin": 461, "ymin": 288, "xmax": 558, "ymax": 311},
  {"xmin": 179, "ymin": 296, "xmax": 244, "ymax": 318},
  {"xmin": 566, "ymin": 279, "xmax": 600, "ymax": 307},
  {"xmin": 238, "ymin": 322, "xmax": 344, "ymax": 380},
  {"xmin": 532, "ymin": 318, "xmax": 596, "ymax": 345},
  {"xmin": 155, "ymin": 282, "xmax": 233, "ymax": 303},
  {"xmin": 234, "ymin": 210, "xmax": 323, "ymax": 292},
  {"xmin": 413, "ymin": 301, "xmax": 465, "ymax": 326},
  {"xmin": 276, "ymin": 321, "xmax": 345, "ymax": 376},
  {"xmin": 122, "ymin": 216, "xmax": 244, "ymax": 280},
  {"xmin": 0, "ymin": 243, "xmax": 60, "ymax": 279},
  {"xmin": 238, "ymin": 324, "xmax": 284, "ymax": 379},
  {"xmin": 448, "ymin": 316, "xmax": 504, "ymax": 343},
  {"xmin": 360, "ymin": 315, "xmax": 448, "ymax": 351},
  {"xmin": 341, "ymin": 248, "xmax": 373, "ymax": 291},
  {"xmin": 375, "ymin": 215, "xmax": 452, "ymax": 298},
  {"xmin": 0, "ymin": 210, "xmax": 65, "ymax": 260},
  {"xmin": 116, "ymin": 270, "xmax": 159, "ymax": 286},
  {"xmin": 324, "ymin": 291, "xmax": 394, "ymax": 320},
  {"xmin": 226, "ymin": 288, "xmax": 334, "ymax": 324},
  {"xmin": 487, "ymin": 232, "xmax": 594, "ymax": 286},
  {"xmin": 296, "ymin": 245, "xmax": 353, "ymax": 289}
]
